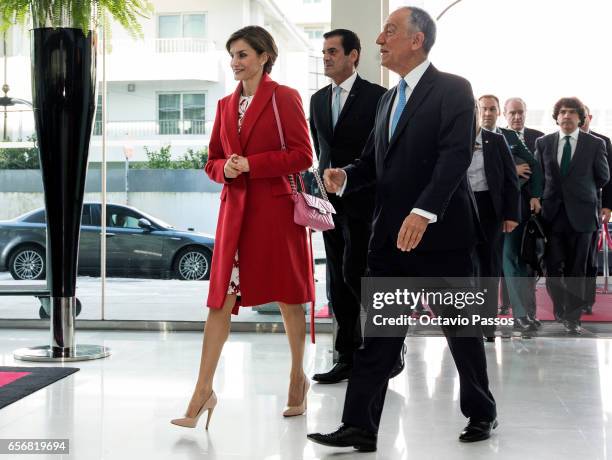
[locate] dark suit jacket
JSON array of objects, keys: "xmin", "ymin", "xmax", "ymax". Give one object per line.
[
  {"xmin": 500, "ymin": 128, "xmax": 544, "ymax": 222},
  {"xmin": 479, "ymin": 129, "xmax": 520, "ymax": 222},
  {"xmin": 309, "ymin": 74, "xmax": 386, "ymax": 218},
  {"xmin": 535, "ymin": 131, "xmax": 610, "ymax": 232},
  {"xmin": 523, "ymin": 127, "xmax": 544, "ymax": 153},
  {"xmin": 591, "ymin": 130, "xmax": 612, "ymax": 209},
  {"xmin": 343, "ymin": 64, "xmax": 478, "ymax": 252}
]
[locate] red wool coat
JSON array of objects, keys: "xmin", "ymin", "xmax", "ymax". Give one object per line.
[{"xmin": 204, "ymin": 74, "xmax": 315, "ymax": 316}]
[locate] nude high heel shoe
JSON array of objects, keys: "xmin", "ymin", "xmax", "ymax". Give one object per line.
[
  {"xmin": 283, "ymin": 378, "xmax": 310, "ymax": 417},
  {"xmin": 171, "ymin": 391, "xmax": 217, "ymax": 429}
]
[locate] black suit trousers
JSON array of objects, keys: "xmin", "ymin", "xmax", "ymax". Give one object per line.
[
  {"xmin": 473, "ymin": 192, "xmax": 504, "ymax": 336},
  {"xmin": 341, "ymin": 244, "xmax": 497, "ymax": 433},
  {"xmin": 545, "ymin": 207, "xmax": 591, "ymax": 322},
  {"xmin": 323, "ymin": 211, "xmax": 371, "ymax": 363}
]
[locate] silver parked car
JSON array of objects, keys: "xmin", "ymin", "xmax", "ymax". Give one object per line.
[{"xmin": 0, "ymin": 203, "xmax": 214, "ymax": 281}]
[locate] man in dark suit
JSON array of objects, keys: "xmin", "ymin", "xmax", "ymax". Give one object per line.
[
  {"xmin": 307, "ymin": 7, "xmax": 497, "ymax": 451},
  {"xmin": 581, "ymin": 105, "xmax": 612, "ymax": 315},
  {"xmin": 499, "ymin": 97, "xmax": 545, "ymax": 326},
  {"xmin": 309, "ymin": 29, "xmax": 387, "ymax": 384},
  {"xmin": 504, "ymin": 97, "xmax": 544, "ymax": 153},
  {"xmin": 536, "ymin": 97, "xmax": 610, "ymax": 335},
  {"xmin": 471, "ymin": 95, "xmax": 520, "ymax": 341}
]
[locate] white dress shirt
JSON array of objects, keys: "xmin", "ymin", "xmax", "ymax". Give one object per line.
[
  {"xmin": 557, "ymin": 128, "xmax": 579, "ymax": 165},
  {"xmin": 468, "ymin": 130, "xmax": 489, "ymax": 192},
  {"xmin": 331, "ymin": 71, "xmax": 358, "ymax": 113},
  {"xmin": 388, "ymin": 59, "xmax": 431, "ymax": 140},
  {"xmin": 337, "ymin": 60, "xmax": 438, "ymax": 223}
]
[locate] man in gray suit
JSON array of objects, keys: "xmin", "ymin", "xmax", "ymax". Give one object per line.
[{"xmin": 535, "ymin": 97, "xmax": 610, "ymax": 334}]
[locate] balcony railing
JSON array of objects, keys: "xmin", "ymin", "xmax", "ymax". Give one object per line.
[
  {"xmin": 103, "ymin": 38, "xmax": 216, "ymax": 55},
  {"xmin": 92, "ymin": 119, "xmax": 206, "ymax": 137},
  {"xmin": 155, "ymin": 38, "xmax": 214, "ymax": 53}
]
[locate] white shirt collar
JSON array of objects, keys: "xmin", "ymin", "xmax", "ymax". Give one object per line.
[
  {"xmin": 400, "ymin": 59, "xmax": 431, "ymax": 90},
  {"xmin": 331, "ymin": 71, "xmax": 358, "ymax": 93},
  {"xmin": 559, "ymin": 128, "xmax": 580, "ymax": 141}
]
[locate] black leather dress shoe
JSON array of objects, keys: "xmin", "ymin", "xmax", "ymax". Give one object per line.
[
  {"xmin": 307, "ymin": 424, "xmax": 377, "ymax": 452},
  {"xmin": 513, "ymin": 317, "xmax": 535, "ymax": 333},
  {"xmin": 312, "ymin": 362, "xmax": 352, "ymax": 384},
  {"xmin": 388, "ymin": 342, "xmax": 407, "ymax": 378},
  {"xmin": 527, "ymin": 315, "xmax": 542, "ymax": 329},
  {"xmin": 498, "ymin": 305, "xmax": 510, "ymax": 315},
  {"xmin": 564, "ymin": 321, "xmax": 583, "ymax": 335},
  {"xmin": 458, "ymin": 419, "xmax": 498, "ymax": 442},
  {"xmin": 583, "ymin": 305, "xmax": 593, "ymax": 315}
]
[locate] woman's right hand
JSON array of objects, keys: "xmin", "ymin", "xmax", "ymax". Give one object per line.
[{"xmin": 224, "ymin": 156, "xmax": 242, "ymax": 179}]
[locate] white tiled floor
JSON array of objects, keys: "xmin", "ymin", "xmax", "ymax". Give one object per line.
[{"xmin": 1, "ymin": 330, "xmax": 612, "ymax": 459}]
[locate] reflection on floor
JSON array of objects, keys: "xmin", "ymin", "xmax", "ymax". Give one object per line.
[{"xmin": 0, "ymin": 330, "xmax": 611, "ymax": 459}]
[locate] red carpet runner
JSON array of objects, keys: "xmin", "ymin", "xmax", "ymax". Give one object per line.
[{"xmin": 500, "ymin": 287, "xmax": 612, "ymax": 322}]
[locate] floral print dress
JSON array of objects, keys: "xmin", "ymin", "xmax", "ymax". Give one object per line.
[{"xmin": 226, "ymin": 94, "xmax": 253, "ymax": 296}]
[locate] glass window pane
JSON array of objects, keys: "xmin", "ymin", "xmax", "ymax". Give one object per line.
[
  {"xmin": 159, "ymin": 15, "xmax": 181, "ymax": 38},
  {"xmin": 93, "ymin": 94, "xmax": 102, "ymax": 136},
  {"xmin": 182, "ymin": 94, "xmax": 205, "ymax": 118},
  {"xmin": 183, "ymin": 94, "xmax": 205, "ymax": 134},
  {"xmin": 107, "ymin": 206, "xmax": 141, "ymax": 229},
  {"xmin": 23, "ymin": 210, "xmax": 46, "ymax": 223},
  {"xmin": 183, "ymin": 14, "xmax": 206, "ymax": 38},
  {"xmin": 158, "ymin": 94, "xmax": 180, "ymax": 135},
  {"xmin": 81, "ymin": 204, "xmax": 92, "ymax": 226},
  {"xmin": 159, "ymin": 94, "xmax": 180, "ymax": 117}
]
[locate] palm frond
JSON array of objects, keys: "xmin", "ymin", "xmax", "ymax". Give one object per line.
[{"xmin": 0, "ymin": 0, "xmax": 153, "ymax": 37}]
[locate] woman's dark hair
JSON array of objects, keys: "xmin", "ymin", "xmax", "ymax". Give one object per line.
[
  {"xmin": 225, "ymin": 26, "xmax": 278, "ymax": 74},
  {"xmin": 552, "ymin": 97, "xmax": 586, "ymax": 127}
]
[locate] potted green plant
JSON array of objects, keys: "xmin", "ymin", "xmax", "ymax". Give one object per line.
[{"xmin": 1, "ymin": 0, "xmax": 152, "ymax": 362}]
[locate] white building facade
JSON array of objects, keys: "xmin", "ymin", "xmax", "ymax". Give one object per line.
[{"xmin": 1, "ymin": 0, "xmax": 333, "ymax": 162}]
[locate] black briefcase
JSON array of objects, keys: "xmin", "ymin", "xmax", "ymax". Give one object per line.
[{"xmin": 520, "ymin": 214, "xmax": 547, "ymax": 277}]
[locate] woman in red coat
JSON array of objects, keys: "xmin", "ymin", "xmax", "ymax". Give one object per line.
[{"xmin": 171, "ymin": 26, "xmax": 315, "ymax": 429}]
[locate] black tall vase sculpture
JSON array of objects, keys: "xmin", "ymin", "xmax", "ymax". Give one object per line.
[{"xmin": 14, "ymin": 11, "xmax": 110, "ymax": 361}]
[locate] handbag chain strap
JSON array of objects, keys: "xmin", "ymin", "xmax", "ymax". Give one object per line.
[
  {"xmin": 272, "ymin": 91, "xmax": 330, "ymax": 202},
  {"xmin": 311, "ymin": 168, "xmax": 330, "ymax": 201}
]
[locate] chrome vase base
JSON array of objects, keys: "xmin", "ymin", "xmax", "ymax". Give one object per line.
[{"xmin": 14, "ymin": 344, "xmax": 111, "ymax": 362}]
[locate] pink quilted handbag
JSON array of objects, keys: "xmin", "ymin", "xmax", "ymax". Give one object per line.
[
  {"xmin": 289, "ymin": 173, "xmax": 336, "ymax": 231},
  {"xmin": 272, "ymin": 92, "xmax": 336, "ymax": 232}
]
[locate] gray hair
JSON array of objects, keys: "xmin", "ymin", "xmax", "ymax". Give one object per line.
[
  {"xmin": 398, "ymin": 6, "xmax": 437, "ymax": 54},
  {"xmin": 504, "ymin": 97, "xmax": 527, "ymax": 112}
]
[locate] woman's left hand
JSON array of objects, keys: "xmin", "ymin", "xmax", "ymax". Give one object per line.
[{"xmin": 231, "ymin": 155, "xmax": 250, "ymax": 172}]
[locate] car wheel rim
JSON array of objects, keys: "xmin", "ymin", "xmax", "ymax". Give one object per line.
[
  {"xmin": 179, "ymin": 251, "xmax": 208, "ymax": 280},
  {"xmin": 14, "ymin": 250, "xmax": 44, "ymax": 280}
]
